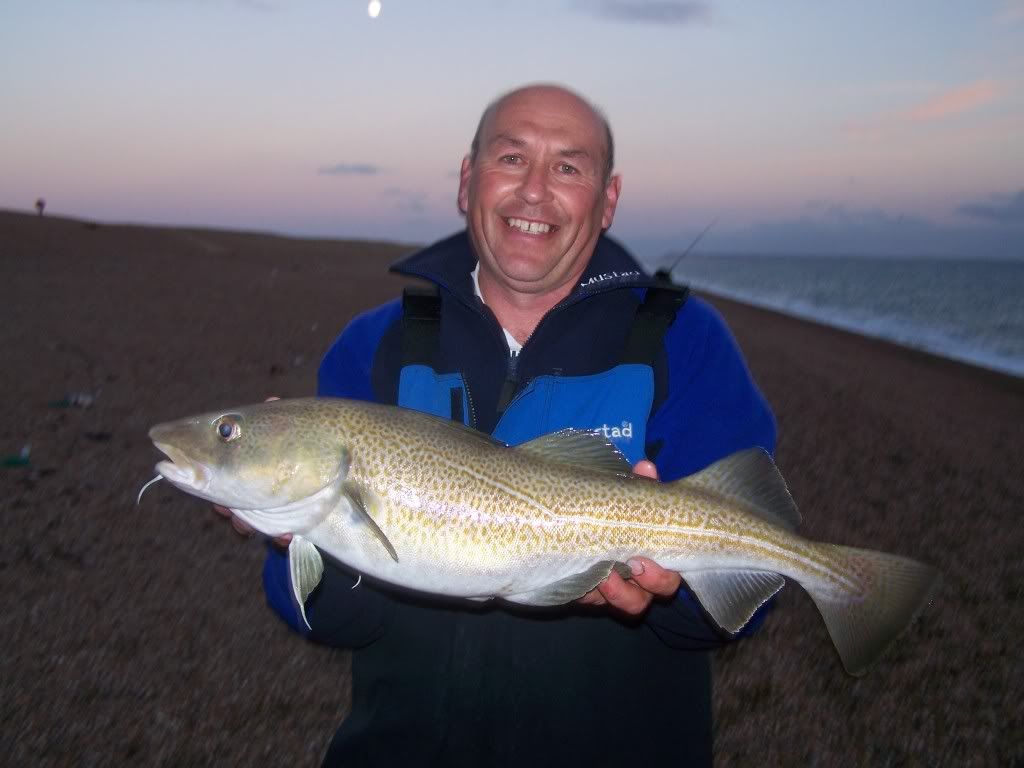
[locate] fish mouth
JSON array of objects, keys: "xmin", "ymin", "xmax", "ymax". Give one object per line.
[{"xmin": 153, "ymin": 442, "xmax": 211, "ymax": 492}]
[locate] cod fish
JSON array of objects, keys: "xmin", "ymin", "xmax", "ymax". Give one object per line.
[{"xmin": 146, "ymin": 397, "xmax": 938, "ymax": 676}]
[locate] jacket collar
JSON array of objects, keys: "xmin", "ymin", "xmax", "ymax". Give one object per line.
[{"xmin": 390, "ymin": 230, "xmax": 680, "ymax": 304}]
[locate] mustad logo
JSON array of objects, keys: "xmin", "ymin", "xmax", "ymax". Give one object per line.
[
  {"xmin": 579, "ymin": 270, "xmax": 641, "ymax": 288},
  {"xmin": 597, "ymin": 421, "xmax": 633, "ymax": 440}
]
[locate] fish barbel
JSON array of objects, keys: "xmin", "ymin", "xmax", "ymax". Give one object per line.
[{"xmin": 147, "ymin": 397, "xmax": 939, "ymax": 675}]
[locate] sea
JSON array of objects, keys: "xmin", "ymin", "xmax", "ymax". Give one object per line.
[{"xmin": 654, "ymin": 254, "xmax": 1024, "ymax": 379}]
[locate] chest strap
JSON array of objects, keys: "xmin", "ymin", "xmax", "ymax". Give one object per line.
[
  {"xmin": 401, "ymin": 282, "xmax": 689, "ymax": 371},
  {"xmin": 620, "ymin": 284, "xmax": 690, "ymax": 366},
  {"xmin": 401, "ymin": 284, "xmax": 441, "ymax": 367}
]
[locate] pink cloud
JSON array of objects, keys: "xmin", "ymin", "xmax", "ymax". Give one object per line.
[
  {"xmin": 900, "ymin": 80, "xmax": 1000, "ymax": 122},
  {"xmin": 844, "ymin": 80, "xmax": 1002, "ymax": 139},
  {"xmin": 996, "ymin": 0, "xmax": 1024, "ymax": 24}
]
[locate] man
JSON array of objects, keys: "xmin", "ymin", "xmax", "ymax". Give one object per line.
[{"xmin": 228, "ymin": 84, "xmax": 776, "ymax": 765}]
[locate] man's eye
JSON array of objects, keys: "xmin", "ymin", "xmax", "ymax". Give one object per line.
[
  {"xmin": 500, "ymin": 155, "xmax": 522, "ymax": 165},
  {"xmin": 558, "ymin": 163, "xmax": 578, "ymax": 175}
]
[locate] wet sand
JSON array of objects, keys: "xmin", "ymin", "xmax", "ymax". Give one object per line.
[{"xmin": 1, "ymin": 210, "xmax": 1020, "ymax": 766}]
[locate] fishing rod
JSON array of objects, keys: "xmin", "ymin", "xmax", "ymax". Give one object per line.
[{"xmin": 654, "ymin": 218, "xmax": 717, "ymax": 282}]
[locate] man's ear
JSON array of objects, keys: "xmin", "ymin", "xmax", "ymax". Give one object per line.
[
  {"xmin": 601, "ymin": 174, "xmax": 622, "ymax": 230},
  {"xmin": 457, "ymin": 156, "xmax": 472, "ymax": 215}
]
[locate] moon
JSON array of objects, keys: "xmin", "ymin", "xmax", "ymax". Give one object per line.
[{"xmin": 368, "ymin": 0, "xmax": 381, "ymax": 18}]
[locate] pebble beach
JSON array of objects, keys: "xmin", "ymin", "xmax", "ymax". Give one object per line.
[{"xmin": 1, "ymin": 210, "xmax": 1020, "ymax": 766}]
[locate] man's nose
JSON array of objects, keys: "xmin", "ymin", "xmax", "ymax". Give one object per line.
[{"xmin": 517, "ymin": 163, "xmax": 552, "ymax": 205}]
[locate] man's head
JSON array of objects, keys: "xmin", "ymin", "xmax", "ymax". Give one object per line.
[{"xmin": 457, "ymin": 84, "xmax": 622, "ymax": 299}]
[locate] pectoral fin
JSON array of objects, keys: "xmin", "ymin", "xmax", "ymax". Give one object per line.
[
  {"xmin": 503, "ymin": 561, "xmax": 633, "ymax": 606},
  {"xmin": 288, "ymin": 534, "xmax": 324, "ymax": 631},
  {"xmin": 342, "ymin": 481, "xmax": 399, "ymax": 563},
  {"xmin": 682, "ymin": 569, "xmax": 785, "ymax": 633}
]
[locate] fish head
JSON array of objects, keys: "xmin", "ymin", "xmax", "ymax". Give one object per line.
[{"xmin": 148, "ymin": 400, "xmax": 347, "ymax": 512}]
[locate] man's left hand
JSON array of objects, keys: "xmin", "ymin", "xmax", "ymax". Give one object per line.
[{"xmin": 576, "ymin": 459, "xmax": 683, "ymax": 615}]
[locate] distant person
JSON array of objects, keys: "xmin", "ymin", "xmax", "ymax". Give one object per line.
[
  {"xmin": 220, "ymin": 84, "xmax": 776, "ymax": 766},
  {"xmin": 35, "ymin": 198, "xmax": 45, "ymax": 216}
]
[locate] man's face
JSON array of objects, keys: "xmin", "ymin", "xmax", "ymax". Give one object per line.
[{"xmin": 458, "ymin": 87, "xmax": 622, "ymax": 297}]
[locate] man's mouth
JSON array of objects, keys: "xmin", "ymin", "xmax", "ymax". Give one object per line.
[{"xmin": 505, "ymin": 217, "xmax": 556, "ymax": 235}]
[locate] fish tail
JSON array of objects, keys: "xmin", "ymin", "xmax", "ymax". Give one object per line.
[{"xmin": 805, "ymin": 545, "xmax": 940, "ymax": 676}]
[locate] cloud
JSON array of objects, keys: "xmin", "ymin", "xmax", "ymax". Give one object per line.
[
  {"xmin": 995, "ymin": 0, "xmax": 1024, "ymax": 24},
  {"xmin": 573, "ymin": 1, "xmax": 711, "ymax": 25},
  {"xmin": 140, "ymin": 0, "xmax": 277, "ymax": 9},
  {"xmin": 845, "ymin": 80, "xmax": 1001, "ymax": 138},
  {"xmin": 318, "ymin": 163, "xmax": 383, "ymax": 176},
  {"xmin": 899, "ymin": 80, "xmax": 1000, "ymax": 123},
  {"xmin": 382, "ymin": 187, "xmax": 428, "ymax": 214},
  {"xmin": 957, "ymin": 190, "xmax": 1024, "ymax": 223}
]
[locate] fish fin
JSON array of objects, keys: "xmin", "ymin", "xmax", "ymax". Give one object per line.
[
  {"xmin": 503, "ymin": 561, "xmax": 631, "ymax": 606},
  {"xmin": 675, "ymin": 448, "xmax": 801, "ymax": 530},
  {"xmin": 516, "ymin": 429, "xmax": 633, "ymax": 475},
  {"xmin": 682, "ymin": 569, "xmax": 786, "ymax": 634},
  {"xmin": 805, "ymin": 545, "xmax": 940, "ymax": 676},
  {"xmin": 341, "ymin": 481, "xmax": 399, "ymax": 562},
  {"xmin": 288, "ymin": 534, "xmax": 324, "ymax": 631},
  {"xmin": 611, "ymin": 561, "xmax": 634, "ymax": 580}
]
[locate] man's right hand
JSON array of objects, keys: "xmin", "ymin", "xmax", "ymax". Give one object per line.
[{"xmin": 212, "ymin": 504, "xmax": 292, "ymax": 549}]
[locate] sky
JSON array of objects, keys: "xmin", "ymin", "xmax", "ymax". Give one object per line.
[{"xmin": 2, "ymin": 0, "xmax": 1023, "ymax": 260}]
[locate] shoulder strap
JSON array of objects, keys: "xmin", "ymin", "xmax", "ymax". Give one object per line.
[
  {"xmin": 620, "ymin": 283, "xmax": 690, "ymax": 366},
  {"xmin": 401, "ymin": 284, "xmax": 441, "ymax": 367}
]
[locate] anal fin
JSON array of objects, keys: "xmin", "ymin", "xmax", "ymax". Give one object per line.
[
  {"xmin": 682, "ymin": 569, "xmax": 785, "ymax": 633},
  {"xmin": 503, "ymin": 561, "xmax": 633, "ymax": 606}
]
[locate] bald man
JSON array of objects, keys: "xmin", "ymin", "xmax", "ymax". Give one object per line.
[{"xmin": 254, "ymin": 84, "xmax": 776, "ymax": 766}]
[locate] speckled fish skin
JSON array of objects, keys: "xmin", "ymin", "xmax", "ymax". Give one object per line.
[{"xmin": 148, "ymin": 397, "xmax": 939, "ymax": 675}]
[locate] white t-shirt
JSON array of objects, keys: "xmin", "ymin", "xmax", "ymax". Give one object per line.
[{"xmin": 471, "ymin": 263, "xmax": 522, "ymax": 356}]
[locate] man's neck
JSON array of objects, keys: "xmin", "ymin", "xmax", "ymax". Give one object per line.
[{"xmin": 476, "ymin": 267, "xmax": 578, "ymax": 344}]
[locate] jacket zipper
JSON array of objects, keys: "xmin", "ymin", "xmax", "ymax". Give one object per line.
[
  {"xmin": 495, "ymin": 349, "xmax": 519, "ymax": 415},
  {"xmin": 461, "ymin": 373, "xmax": 478, "ymax": 428}
]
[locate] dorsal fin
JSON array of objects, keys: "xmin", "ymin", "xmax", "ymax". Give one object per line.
[
  {"xmin": 674, "ymin": 448, "xmax": 800, "ymax": 530},
  {"xmin": 516, "ymin": 429, "xmax": 633, "ymax": 475}
]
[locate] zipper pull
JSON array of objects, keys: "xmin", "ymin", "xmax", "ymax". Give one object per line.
[{"xmin": 495, "ymin": 350, "xmax": 518, "ymax": 415}]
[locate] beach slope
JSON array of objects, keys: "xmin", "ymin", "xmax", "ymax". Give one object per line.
[{"xmin": 1, "ymin": 211, "xmax": 1019, "ymax": 766}]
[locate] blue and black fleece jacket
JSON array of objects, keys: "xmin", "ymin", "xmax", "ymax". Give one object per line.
[{"xmin": 262, "ymin": 231, "xmax": 776, "ymax": 767}]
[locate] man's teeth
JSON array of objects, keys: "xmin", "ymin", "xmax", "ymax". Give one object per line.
[{"xmin": 506, "ymin": 218, "xmax": 552, "ymax": 235}]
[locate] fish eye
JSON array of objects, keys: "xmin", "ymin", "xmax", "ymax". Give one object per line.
[{"xmin": 214, "ymin": 415, "xmax": 242, "ymax": 442}]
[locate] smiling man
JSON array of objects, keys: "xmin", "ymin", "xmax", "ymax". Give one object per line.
[
  {"xmin": 459, "ymin": 86, "xmax": 621, "ymax": 341},
  {"xmin": 251, "ymin": 84, "xmax": 777, "ymax": 766}
]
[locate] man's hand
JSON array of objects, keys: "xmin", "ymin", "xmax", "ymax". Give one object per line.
[
  {"xmin": 213, "ymin": 502, "xmax": 292, "ymax": 550},
  {"xmin": 576, "ymin": 459, "xmax": 682, "ymax": 615},
  {"xmin": 211, "ymin": 396, "xmax": 291, "ymax": 550}
]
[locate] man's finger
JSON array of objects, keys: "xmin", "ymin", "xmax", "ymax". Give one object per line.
[
  {"xmin": 627, "ymin": 557, "xmax": 682, "ymax": 597},
  {"xmin": 632, "ymin": 460, "xmax": 659, "ymax": 480},
  {"xmin": 230, "ymin": 516, "xmax": 256, "ymax": 537},
  {"xmin": 577, "ymin": 588, "xmax": 607, "ymax": 606},
  {"xmin": 596, "ymin": 571, "xmax": 653, "ymax": 616}
]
